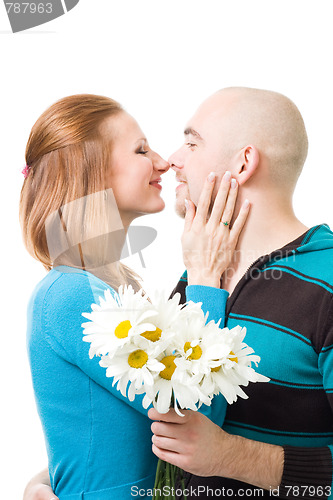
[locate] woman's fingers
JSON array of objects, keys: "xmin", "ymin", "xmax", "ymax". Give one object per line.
[
  {"xmin": 183, "ymin": 198, "xmax": 196, "ymax": 232},
  {"xmin": 220, "ymin": 178, "xmax": 238, "ymax": 226},
  {"xmin": 230, "ymin": 198, "xmax": 251, "ymax": 238},
  {"xmin": 208, "ymin": 171, "xmax": 232, "ymax": 227},
  {"xmin": 193, "ymin": 172, "xmax": 216, "ymax": 224}
]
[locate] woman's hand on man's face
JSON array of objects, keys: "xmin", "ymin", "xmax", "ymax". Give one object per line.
[{"xmin": 181, "ymin": 171, "xmax": 250, "ymax": 287}]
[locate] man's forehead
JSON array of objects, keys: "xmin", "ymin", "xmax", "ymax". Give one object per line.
[{"xmin": 184, "ymin": 99, "xmax": 230, "ymax": 140}]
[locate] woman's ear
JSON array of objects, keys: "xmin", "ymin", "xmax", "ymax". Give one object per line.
[{"xmin": 235, "ymin": 145, "xmax": 259, "ymax": 185}]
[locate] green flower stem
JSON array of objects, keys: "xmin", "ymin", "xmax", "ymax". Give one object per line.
[
  {"xmin": 153, "ymin": 397, "xmax": 182, "ymax": 499},
  {"xmin": 153, "ymin": 459, "xmax": 189, "ymax": 499}
]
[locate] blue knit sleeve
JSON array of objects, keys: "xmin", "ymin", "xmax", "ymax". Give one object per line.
[
  {"xmin": 185, "ymin": 285, "xmax": 229, "ymax": 427},
  {"xmin": 41, "ymin": 271, "xmax": 150, "ymax": 417},
  {"xmin": 185, "ymin": 285, "xmax": 229, "ymax": 326}
]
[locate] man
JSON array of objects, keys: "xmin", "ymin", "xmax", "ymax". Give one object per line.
[
  {"xmin": 149, "ymin": 87, "xmax": 333, "ymax": 499},
  {"xmin": 24, "ymin": 88, "xmax": 333, "ymax": 499}
]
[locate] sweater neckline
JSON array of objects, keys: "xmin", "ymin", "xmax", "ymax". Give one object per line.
[{"xmin": 225, "ymin": 223, "xmax": 327, "ymax": 315}]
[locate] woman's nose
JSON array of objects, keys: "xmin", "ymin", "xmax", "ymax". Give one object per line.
[{"xmin": 155, "ymin": 155, "xmax": 170, "ymax": 174}]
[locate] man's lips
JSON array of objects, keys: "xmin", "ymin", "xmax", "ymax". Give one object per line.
[{"xmin": 176, "ymin": 179, "xmax": 187, "ymax": 190}]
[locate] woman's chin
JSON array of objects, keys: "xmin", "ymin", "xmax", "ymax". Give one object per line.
[
  {"xmin": 131, "ymin": 200, "xmax": 166, "ymax": 218},
  {"xmin": 150, "ymin": 199, "xmax": 166, "ymax": 214}
]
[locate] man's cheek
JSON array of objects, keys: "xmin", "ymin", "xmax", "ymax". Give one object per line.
[
  {"xmin": 188, "ymin": 178, "xmax": 205, "ymax": 206},
  {"xmin": 189, "ymin": 186, "xmax": 201, "ymax": 207}
]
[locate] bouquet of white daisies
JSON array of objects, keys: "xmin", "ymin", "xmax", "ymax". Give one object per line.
[{"xmin": 81, "ymin": 285, "xmax": 269, "ymax": 499}]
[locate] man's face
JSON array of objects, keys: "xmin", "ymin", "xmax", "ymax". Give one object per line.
[{"xmin": 169, "ymin": 94, "xmax": 234, "ymax": 218}]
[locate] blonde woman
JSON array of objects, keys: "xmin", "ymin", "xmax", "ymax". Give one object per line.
[{"xmin": 21, "ymin": 94, "xmax": 248, "ymax": 500}]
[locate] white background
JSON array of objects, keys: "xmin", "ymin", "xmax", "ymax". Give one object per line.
[{"xmin": 1, "ymin": 1, "xmax": 333, "ymax": 498}]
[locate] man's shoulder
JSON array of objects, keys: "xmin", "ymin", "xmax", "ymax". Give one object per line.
[{"xmin": 277, "ymin": 224, "xmax": 333, "ymax": 289}]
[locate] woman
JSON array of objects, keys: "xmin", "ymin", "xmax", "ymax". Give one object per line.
[{"xmin": 20, "ymin": 94, "xmax": 249, "ymax": 500}]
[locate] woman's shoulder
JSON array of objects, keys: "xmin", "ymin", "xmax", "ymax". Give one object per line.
[
  {"xmin": 28, "ymin": 266, "xmax": 118, "ymax": 354},
  {"xmin": 29, "ymin": 266, "xmax": 116, "ymax": 317}
]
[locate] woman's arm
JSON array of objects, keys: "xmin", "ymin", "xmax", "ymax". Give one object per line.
[{"xmin": 23, "ymin": 468, "xmax": 58, "ymax": 500}]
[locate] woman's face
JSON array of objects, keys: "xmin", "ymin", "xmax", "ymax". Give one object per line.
[{"xmin": 103, "ymin": 112, "xmax": 169, "ymax": 225}]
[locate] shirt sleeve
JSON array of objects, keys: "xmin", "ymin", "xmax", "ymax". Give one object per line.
[
  {"xmin": 185, "ymin": 285, "xmax": 229, "ymax": 325},
  {"xmin": 279, "ymin": 296, "xmax": 333, "ymax": 499},
  {"xmin": 185, "ymin": 284, "xmax": 230, "ymax": 427}
]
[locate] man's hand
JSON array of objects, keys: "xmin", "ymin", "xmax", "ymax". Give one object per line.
[
  {"xmin": 148, "ymin": 408, "xmax": 231, "ymax": 477},
  {"xmin": 148, "ymin": 408, "xmax": 284, "ymax": 491}
]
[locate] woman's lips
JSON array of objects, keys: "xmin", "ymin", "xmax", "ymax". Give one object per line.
[{"xmin": 149, "ymin": 180, "xmax": 162, "ymax": 190}]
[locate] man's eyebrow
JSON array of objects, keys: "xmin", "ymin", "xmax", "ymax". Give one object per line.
[{"xmin": 184, "ymin": 127, "xmax": 203, "ymax": 141}]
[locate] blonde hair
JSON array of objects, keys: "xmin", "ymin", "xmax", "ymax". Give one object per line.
[{"xmin": 19, "ymin": 94, "xmax": 142, "ymax": 291}]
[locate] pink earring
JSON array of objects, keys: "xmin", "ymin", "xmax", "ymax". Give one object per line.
[{"xmin": 22, "ymin": 164, "xmax": 31, "ymax": 179}]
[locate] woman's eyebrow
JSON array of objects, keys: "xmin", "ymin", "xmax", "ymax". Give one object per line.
[{"xmin": 135, "ymin": 137, "xmax": 148, "ymax": 145}]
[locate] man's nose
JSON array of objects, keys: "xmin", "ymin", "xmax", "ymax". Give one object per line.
[{"xmin": 168, "ymin": 149, "xmax": 183, "ymax": 171}]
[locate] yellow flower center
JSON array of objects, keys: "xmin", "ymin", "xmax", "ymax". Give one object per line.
[
  {"xmin": 115, "ymin": 320, "xmax": 132, "ymax": 339},
  {"xmin": 128, "ymin": 349, "xmax": 148, "ymax": 369},
  {"xmin": 211, "ymin": 351, "xmax": 238, "ymax": 372},
  {"xmin": 159, "ymin": 355, "xmax": 177, "ymax": 380},
  {"xmin": 184, "ymin": 341, "xmax": 202, "ymax": 360},
  {"xmin": 141, "ymin": 327, "xmax": 162, "ymax": 342},
  {"xmin": 229, "ymin": 351, "xmax": 238, "ymax": 363}
]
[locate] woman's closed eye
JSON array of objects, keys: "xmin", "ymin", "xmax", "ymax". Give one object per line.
[{"xmin": 136, "ymin": 148, "xmax": 149, "ymax": 155}]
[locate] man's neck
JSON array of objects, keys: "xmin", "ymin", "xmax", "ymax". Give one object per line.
[{"xmin": 223, "ymin": 194, "xmax": 309, "ymax": 292}]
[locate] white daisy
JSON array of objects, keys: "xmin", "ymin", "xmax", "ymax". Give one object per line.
[
  {"xmin": 132, "ymin": 293, "xmax": 200, "ymax": 352},
  {"xmin": 201, "ymin": 325, "xmax": 270, "ymax": 404},
  {"xmin": 172, "ymin": 313, "xmax": 229, "ymax": 378},
  {"xmin": 82, "ymin": 286, "xmax": 158, "ymax": 359},
  {"xmin": 141, "ymin": 351, "xmax": 201, "ymax": 416},
  {"xmin": 100, "ymin": 343, "xmax": 165, "ymax": 402}
]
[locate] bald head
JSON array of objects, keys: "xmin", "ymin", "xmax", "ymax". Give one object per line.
[{"xmin": 196, "ymin": 87, "xmax": 308, "ymax": 190}]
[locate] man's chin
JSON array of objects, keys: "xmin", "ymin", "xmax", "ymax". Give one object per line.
[{"xmin": 175, "ymin": 201, "xmax": 186, "ymax": 219}]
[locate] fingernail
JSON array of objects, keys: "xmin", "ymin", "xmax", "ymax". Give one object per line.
[
  {"xmin": 185, "ymin": 198, "xmax": 189, "ymax": 210},
  {"xmin": 243, "ymin": 199, "xmax": 250, "ymax": 208},
  {"xmin": 223, "ymin": 171, "xmax": 231, "ymax": 181},
  {"xmin": 231, "ymin": 178, "xmax": 237, "ymax": 189},
  {"xmin": 207, "ymin": 172, "xmax": 216, "ymax": 182}
]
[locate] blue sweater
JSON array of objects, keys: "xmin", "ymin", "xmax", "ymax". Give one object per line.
[{"xmin": 27, "ymin": 265, "xmax": 228, "ymax": 500}]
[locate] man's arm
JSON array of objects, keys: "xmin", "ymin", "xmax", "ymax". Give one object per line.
[
  {"xmin": 23, "ymin": 468, "xmax": 58, "ymax": 500},
  {"xmin": 148, "ymin": 408, "xmax": 284, "ymax": 491}
]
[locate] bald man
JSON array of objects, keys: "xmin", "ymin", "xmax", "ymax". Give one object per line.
[{"xmin": 149, "ymin": 88, "xmax": 333, "ymax": 499}]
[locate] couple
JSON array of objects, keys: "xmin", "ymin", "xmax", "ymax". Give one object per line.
[{"xmin": 22, "ymin": 87, "xmax": 333, "ymax": 500}]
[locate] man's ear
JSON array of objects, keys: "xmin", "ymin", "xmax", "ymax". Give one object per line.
[{"xmin": 235, "ymin": 145, "xmax": 259, "ymax": 185}]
